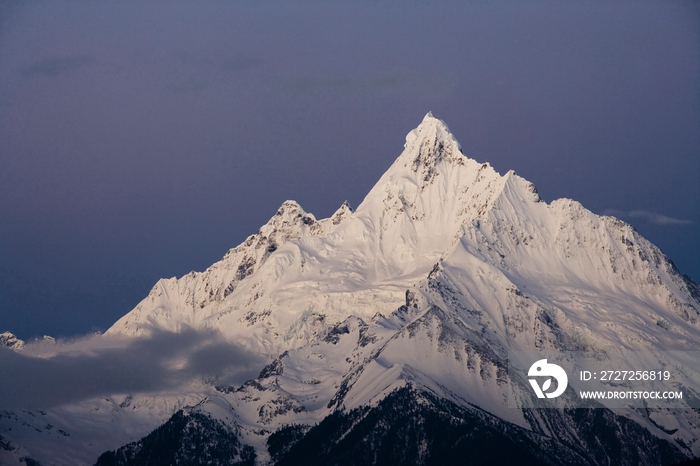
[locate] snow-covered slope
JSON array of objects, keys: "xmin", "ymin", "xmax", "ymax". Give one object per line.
[
  {"xmin": 107, "ymin": 114, "xmax": 533, "ymax": 354},
  {"xmin": 108, "ymin": 111, "xmax": 699, "ymax": 359},
  {"xmin": 3, "ymin": 113, "xmax": 699, "ymax": 465}
]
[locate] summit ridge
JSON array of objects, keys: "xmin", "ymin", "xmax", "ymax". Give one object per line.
[
  {"xmin": 4, "ymin": 114, "xmax": 700, "ymax": 465},
  {"xmin": 107, "ymin": 113, "xmax": 699, "ymax": 355},
  {"xmin": 107, "ymin": 112, "xmax": 516, "ymax": 346}
]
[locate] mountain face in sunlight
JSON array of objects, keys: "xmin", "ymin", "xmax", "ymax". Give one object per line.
[{"xmin": 3, "ymin": 114, "xmax": 699, "ymax": 466}]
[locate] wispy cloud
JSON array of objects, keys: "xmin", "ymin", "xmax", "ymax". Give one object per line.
[
  {"xmin": 604, "ymin": 209, "xmax": 692, "ymax": 226},
  {"xmin": 628, "ymin": 210, "xmax": 692, "ymax": 226},
  {"xmin": 0, "ymin": 327, "xmax": 267, "ymax": 410},
  {"xmin": 21, "ymin": 56, "xmax": 96, "ymax": 79}
]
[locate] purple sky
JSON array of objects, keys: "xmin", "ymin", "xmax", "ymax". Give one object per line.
[{"xmin": 1, "ymin": 1, "xmax": 698, "ymax": 340}]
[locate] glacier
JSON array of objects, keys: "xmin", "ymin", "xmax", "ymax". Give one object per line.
[{"xmin": 1, "ymin": 113, "xmax": 699, "ymax": 465}]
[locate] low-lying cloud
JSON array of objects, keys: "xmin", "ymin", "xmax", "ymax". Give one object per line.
[{"xmin": 0, "ymin": 327, "xmax": 267, "ymax": 410}]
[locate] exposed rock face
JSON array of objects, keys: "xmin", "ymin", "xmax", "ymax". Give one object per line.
[{"xmin": 0, "ymin": 331, "xmax": 25, "ymax": 350}]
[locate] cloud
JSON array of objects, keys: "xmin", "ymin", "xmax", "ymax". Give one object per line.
[
  {"xmin": 604, "ymin": 209, "xmax": 692, "ymax": 226},
  {"xmin": 627, "ymin": 210, "xmax": 692, "ymax": 226},
  {"xmin": 21, "ymin": 56, "xmax": 97, "ymax": 79},
  {"xmin": 0, "ymin": 327, "xmax": 267, "ymax": 410}
]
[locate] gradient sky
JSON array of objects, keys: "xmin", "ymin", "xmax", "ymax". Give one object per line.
[{"xmin": 1, "ymin": 1, "xmax": 698, "ymax": 341}]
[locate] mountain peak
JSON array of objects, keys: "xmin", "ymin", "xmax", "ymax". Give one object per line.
[
  {"xmin": 396, "ymin": 113, "xmax": 465, "ymax": 186},
  {"xmin": 15, "ymin": 114, "xmax": 700, "ymax": 465},
  {"xmin": 330, "ymin": 201, "xmax": 354, "ymax": 225},
  {"xmin": 264, "ymin": 200, "xmax": 316, "ymax": 234},
  {"xmin": 405, "ymin": 112, "xmax": 461, "ymax": 153},
  {"xmin": 0, "ymin": 331, "xmax": 25, "ymax": 350}
]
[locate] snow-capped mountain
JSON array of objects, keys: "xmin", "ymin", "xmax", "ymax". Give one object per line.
[
  {"xmin": 2, "ymin": 113, "xmax": 699, "ymax": 465},
  {"xmin": 0, "ymin": 332, "xmax": 24, "ymax": 351}
]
